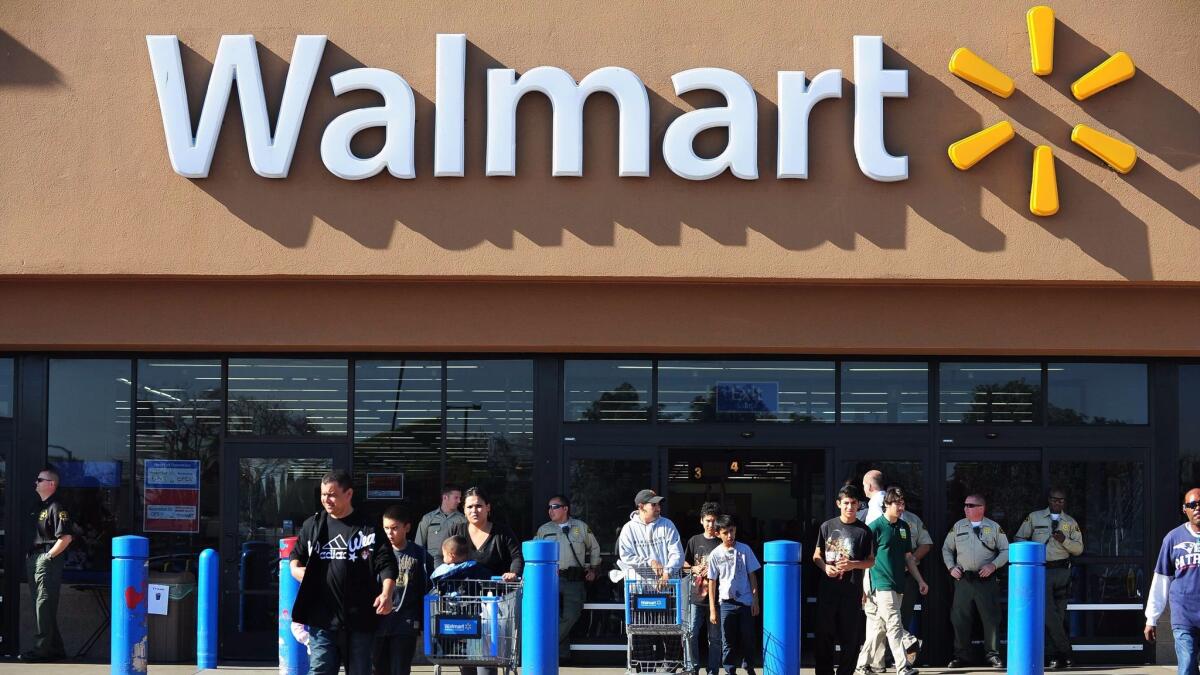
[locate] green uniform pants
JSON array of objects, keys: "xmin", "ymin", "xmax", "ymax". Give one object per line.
[
  {"xmin": 26, "ymin": 551, "xmax": 66, "ymax": 658},
  {"xmin": 950, "ymin": 575, "xmax": 1001, "ymax": 661},
  {"xmin": 1045, "ymin": 566, "xmax": 1072, "ymax": 660},
  {"xmin": 558, "ymin": 580, "xmax": 587, "ymax": 659}
]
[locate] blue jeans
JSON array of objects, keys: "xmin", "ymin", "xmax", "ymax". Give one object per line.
[
  {"xmin": 686, "ymin": 602, "xmax": 722, "ymax": 674},
  {"xmin": 308, "ymin": 626, "xmax": 375, "ymax": 675},
  {"xmin": 1174, "ymin": 626, "xmax": 1200, "ymax": 675},
  {"xmin": 719, "ymin": 602, "xmax": 754, "ymax": 675}
]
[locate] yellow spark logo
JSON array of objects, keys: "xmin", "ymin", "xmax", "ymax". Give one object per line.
[{"xmin": 946, "ymin": 5, "xmax": 1137, "ymax": 216}]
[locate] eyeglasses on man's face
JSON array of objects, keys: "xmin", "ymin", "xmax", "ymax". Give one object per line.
[
  {"xmin": 35, "ymin": 477, "xmax": 53, "ymax": 484},
  {"xmin": 964, "ymin": 503, "xmax": 983, "ymax": 509},
  {"xmin": 1048, "ymin": 497, "xmax": 1065, "ymax": 503},
  {"xmin": 1185, "ymin": 500, "xmax": 1200, "ymax": 511},
  {"xmin": 548, "ymin": 504, "xmax": 566, "ymax": 510}
]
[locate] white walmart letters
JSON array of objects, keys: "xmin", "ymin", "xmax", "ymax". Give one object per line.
[{"xmin": 147, "ymin": 33, "xmax": 909, "ymax": 181}]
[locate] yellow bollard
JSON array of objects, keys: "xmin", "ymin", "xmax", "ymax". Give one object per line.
[
  {"xmin": 1071, "ymin": 52, "xmax": 1135, "ymax": 100},
  {"xmin": 1026, "ymin": 6, "xmax": 1055, "ymax": 76},
  {"xmin": 1071, "ymin": 124, "xmax": 1137, "ymax": 173},
  {"xmin": 949, "ymin": 47, "xmax": 1015, "ymax": 98},
  {"xmin": 1030, "ymin": 146, "xmax": 1059, "ymax": 217},
  {"xmin": 948, "ymin": 121, "xmax": 1016, "ymax": 170}
]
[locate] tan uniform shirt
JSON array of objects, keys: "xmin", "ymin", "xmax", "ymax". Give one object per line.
[
  {"xmin": 902, "ymin": 510, "xmax": 934, "ymax": 550},
  {"xmin": 942, "ymin": 517, "xmax": 1010, "ymax": 572},
  {"xmin": 536, "ymin": 518, "xmax": 601, "ymax": 571},
  {"xmin": 1013, "ymin": 509, "xmax": 1084, "ymax": 562}
]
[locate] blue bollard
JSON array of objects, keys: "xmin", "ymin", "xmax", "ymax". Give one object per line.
[
  {"xmin": 279, "ymin": 537, "xmax": 309, "ymax": 675},
  {"xmin": 197, "ymin": 548, "xmax": 219, "ymax": 669},
  {"xmin": 762, "ymin": 540, "xmax": 802, "ymax": 675},
  {"xmin": 1008, "ymin": 541, "xmax": 1047, "ymax": 675},
  {"xmin": 521, "ymin": 540, "xmax": 559, "ymax": 675},
  {"xmin": 112, "ymin": 535, "xmax": 150, "ymax": 675}
]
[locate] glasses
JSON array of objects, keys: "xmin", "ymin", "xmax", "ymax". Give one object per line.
[
  {"xmin": 35, "ymin": 477, "xmax": 53, "ymax": 484},
  {"xmin": 964, "ymin": 503, "xmax": 983, "ymax": 509},
  {"xmin": 548, "ymin": 504, "xmax": 566, "ymax": 510},
  {"xmin": 1048, "ymin": 497, "xmax": 1065, "ymax": 503},
  {"xmin": 1185, "ymin": 500, "xmax": 1200, "ymax": 510}
]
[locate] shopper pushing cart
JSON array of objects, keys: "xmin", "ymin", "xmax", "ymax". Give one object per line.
[{"xmin": 617, "ymin": 489, "xmax": 688, "ymax": 674}]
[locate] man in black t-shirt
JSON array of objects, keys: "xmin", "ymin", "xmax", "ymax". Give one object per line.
[
  {"xmin": 684, "ymin": 502, "xmax": 724, "ymax": 675},
  {"xmin": 812, "ymin": 485, "xmax": 875, "ymax": 675},
  {"xmin": 290, "ymin": 471, "xmax": 398, "ymax": 675}
]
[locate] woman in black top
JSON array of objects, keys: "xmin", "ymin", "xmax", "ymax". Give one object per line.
[{"xmin": 446, "ymin": 487, "xmax": 523, "ymax": 581}]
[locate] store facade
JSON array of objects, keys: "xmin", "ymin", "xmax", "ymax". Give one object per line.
[{"xmin": 2, "ymin": 0, "xmax": 1199, "ymax": 666}]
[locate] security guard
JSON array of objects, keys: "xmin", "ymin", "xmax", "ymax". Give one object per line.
[
  {"xmin": 536, "ymin": 494, "xmax": 600, "ymax": 664},
  {"xmin": 1014, "ymin": 487, "xmax": 1083, "ymax": 670},
  {"xmin": 22, "ymin": 467, "xmax": 74, "ymax": 663},
  {"xmin": 942, "ymin": 492, "xmax": 1009, "ymax": 669},
  {"xmin": 414, "ymin": 484, "xmax": 466, "ymax": 566}
]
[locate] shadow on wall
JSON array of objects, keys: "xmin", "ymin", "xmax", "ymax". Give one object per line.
[
  {"xmin": 0, "ymin": 29, "xmax": 61, "ymax": 86},
  {"xmin": 170, "ymin": 35, "xmax": 1195, "ymax": 280}
]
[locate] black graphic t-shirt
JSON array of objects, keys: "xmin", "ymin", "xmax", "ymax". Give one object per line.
[
  {"xmin": 377, "ymin": 541, "xmax": 432, "ymax": 637},
  {"xmin": 290, "ymin": 509, "xmax": 398, "ymax": 632},
  {"xmin": 685, "ymin": 534, "xmax": 722, "ymax": 605},
  {"xmin": 815, "ymin": 517, "xmax": 874, "ymax": 595}
]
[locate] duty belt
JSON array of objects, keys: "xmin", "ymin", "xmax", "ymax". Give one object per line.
[{"xmin": 1045, "ymin": 559, "xmax": 1072, "ymax": 569}]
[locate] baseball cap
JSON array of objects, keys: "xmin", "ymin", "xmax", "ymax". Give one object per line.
[{"xmin": 635, "ymin": 489, "xmax": 664, "ymax": 506}]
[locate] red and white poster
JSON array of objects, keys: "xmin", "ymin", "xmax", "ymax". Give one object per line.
[{"xmin": 144, "ymin": 459, "xmax": 201, "ymax": 533}]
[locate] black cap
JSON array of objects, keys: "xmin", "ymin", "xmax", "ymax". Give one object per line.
[{"xmin": 635, "ymin": 489, "xmax": 664, "ymax": 506}]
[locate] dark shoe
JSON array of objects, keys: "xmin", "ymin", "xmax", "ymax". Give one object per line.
[
  {"xmin": 986, "ymin": 654, "xmax": 1004, "ymax": 668},
  {"xmin": 1048, "ymin": 658, "xmax": 1063, "ymax": 670},
  {"xmin": 946, "ymin": 658, "xmax": 968, "ymax": 668},
  {"xmin": 18, "ymin": 652, "xmax": 52, "ymax": 663}
]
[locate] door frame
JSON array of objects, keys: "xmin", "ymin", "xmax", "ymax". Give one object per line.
[{"xmin": 218, "ymin": 441, "xmax": 348, "ymax": 660}]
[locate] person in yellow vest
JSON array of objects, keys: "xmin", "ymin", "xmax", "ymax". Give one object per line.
[{"xmin": 1014, "ymin": 487, "xmax": 1084, "ymax": 671}]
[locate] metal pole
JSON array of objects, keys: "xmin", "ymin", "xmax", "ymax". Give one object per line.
[
  {"xmin": 111, "ymin": 535, "xmax": 149, "ymax": 675},
  {"xmin": 1008, "ymin": 541, "xmax": 1046, "ymax": 675},
  {"xmin": 521, "ymin": 539, "xmax": 559, "ymax": 675},
  {"xmin": 197, "ymin": 548, "xmax": 219, "ymax": 669},
  {"xmin": 762, "ymin": 540, "xmax": 801, "ymax": 675},
  {"xmin": 279, "ymin": 537, "xmax": 308, "ymax": 675}
]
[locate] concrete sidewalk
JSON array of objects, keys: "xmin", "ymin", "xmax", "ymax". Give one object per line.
[{"xmin": 0, "ymin": 665, "xmax": 1176, "ymax": 675}]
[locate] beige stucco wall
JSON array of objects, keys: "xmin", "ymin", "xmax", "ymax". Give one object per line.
[{"xmin": 1, "ymin": 1, "xmax": 1197, "ymax": 283}]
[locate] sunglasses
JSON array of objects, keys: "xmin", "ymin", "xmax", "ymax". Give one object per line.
[
  {"xmin": 964, "ymin": 503, "xmax": 983, "ymax": 508},
  {"xmin": 1048, "ymin": 497, "xmax": 1065, "ymax": 503},
  {"xmin": 548, "ymin": 504, "xmax": 566, "ymax": 510},
  {"xmin": 1185, "ymin": 500, "xmax": 1200, "ymax": 510},
  {"xmin": 35, "ymin": 477, "xmax": 54, "ymax": 484}
]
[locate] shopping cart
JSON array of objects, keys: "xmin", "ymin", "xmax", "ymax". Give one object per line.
[
  {"xmin": 424, "ymin": 578, "xmax": 522, "ymax": 675},
  {"xmin": 623, "ymin": 567, "xmax": 691, "ymax": 674}
]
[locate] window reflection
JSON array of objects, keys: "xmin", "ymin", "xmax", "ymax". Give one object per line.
[
  {"xmin": 226, "ymin": 359, "xmax": 348, "ymax": 436},
  {"xmin": 1047, "ymin": 363, "xmax": 1147, "ymax": 425},
  {"xmin": 48, "ymin": 359, "xmax": 132, "ymax": 577},
  {"xmin": 353, "ymin": 361, "xmax": 442, "ymax": 514},
  {"xmin": 944, "ymin": 460, "xmax": 1041, "ymax": 535},
  {"xmin": 445, "ymin": 361, "xmax": 534, "ymax": 537},
  {"xmin": 564, "ymin": 360, "xmax": 652, "ymax": 422},
  {"xmin": 840, "ymin": 362, "xmax": 929, "ymax": 424},
  {"xmin": 939, "ymin": 363, "xmax": 1041, "ymax": 424},
  {"xmin": 1049, "ymin": 460, "xmax": 1144, "ymax": 556},
  {"xmin": 134, "ymin": 359, "xmax": 222, "ymax": 558},
  {"xmin": 1073, "ymin": 564, "xmax": 1146, "ymax": 638},
  {"xmin": 657, "ymin": 361, "xmax": 835, "ymax": 423},
  {"xmin": 0, "ymin": 358, "xmax": 12, "ymax": 419}
]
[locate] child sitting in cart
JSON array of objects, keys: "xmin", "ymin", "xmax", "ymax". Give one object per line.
[{"xmin": 431, "ymin": 535, "xmax": 494, "ymax": 591}]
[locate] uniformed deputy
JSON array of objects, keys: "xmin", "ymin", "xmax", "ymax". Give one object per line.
[
  {"xmin": 942, "ymin": 492, "xmax": 1009, "ymax": 669},
  {"xmin": 21, "ymin": 467, "xmax": 74, "ymax": 663},
  {"xmin": 536, "ymin": 494, "xmax": 600, "ymax": 664},
  {"xmin": 414, "ymin": 484, "xmax": 466, "ymax": 566},
  {"xmin": 1014, "ymin": 487, "xmax": 1084, "ymax": 670}
]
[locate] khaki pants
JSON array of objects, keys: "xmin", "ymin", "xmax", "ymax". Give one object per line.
[{"xmin": 856, "ymin": 590, "xmax": 916, "ymax": 674}]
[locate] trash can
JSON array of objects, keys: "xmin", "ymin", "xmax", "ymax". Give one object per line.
[{"xmin": 147, "ymin": 570, "xmax": 198, "ymax": 663}]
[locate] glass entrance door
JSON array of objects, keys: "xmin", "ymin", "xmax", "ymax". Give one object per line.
[{"xmin": 220, "ymin": 448, "xmax": 336, "ymax": 660}]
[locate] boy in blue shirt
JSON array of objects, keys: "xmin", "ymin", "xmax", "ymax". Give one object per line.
[{"xmin": 707, "ymin": 516, "xmax": 760, "ymax": 675}]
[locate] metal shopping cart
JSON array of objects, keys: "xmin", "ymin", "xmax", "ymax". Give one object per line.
[
  {"xmin": 424, "ymin": 578, "xmax": 522, "ymax": 675},
  {"xmin": 623, "ymin": 567, "xmax": 691, "ymax": 674}
]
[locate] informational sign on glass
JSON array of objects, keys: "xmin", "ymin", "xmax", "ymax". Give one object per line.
[{"xmin": 144, "ymin": 459, "xmax": 201, "ymax": 533}]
